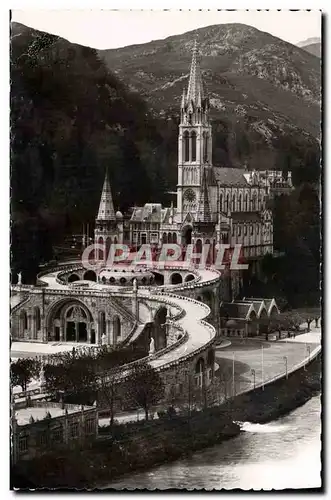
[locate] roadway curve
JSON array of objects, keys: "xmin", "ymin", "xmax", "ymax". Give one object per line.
[{"xmin": 12, "ymin": 264, "xmax": 224, "ymax": 374}]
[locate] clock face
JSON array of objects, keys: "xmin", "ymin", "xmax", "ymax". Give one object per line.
[{"xmin": 184, "ymin": 189, "xmax": 196, "ymax": 202}]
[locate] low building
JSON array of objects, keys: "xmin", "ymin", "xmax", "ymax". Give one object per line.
[
  {"xmin": 219, "ymin": 297, "xmax": 279, "ymax": 337},
  {"xmin": 11, "ymin": 400, "xmax": 98, "ymax": 464}
]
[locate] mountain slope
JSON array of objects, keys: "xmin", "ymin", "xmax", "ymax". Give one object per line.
[
  {"xmin": 302, "ymin": 42, "xmax": 321, "ymax": 58},
  {"xmin": 99, "ymin": 23, "xmax": 320, "ymax": 140},
  {"xmin": 10, "ymin": 22, "xmax": 172, "ymax": 279},
  {"xmin": 297, "ymin": 37, "xmax": 321, "ymax": 47}
]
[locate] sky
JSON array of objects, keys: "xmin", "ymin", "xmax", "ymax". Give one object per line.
[{"xmin": 11, "ymin": 9, "xmax": 322, "ymax": 50}]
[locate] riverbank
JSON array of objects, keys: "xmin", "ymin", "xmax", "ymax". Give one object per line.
[{"xmin": 11, "ymin": 355, "xmax": 321, "ymax": 489}]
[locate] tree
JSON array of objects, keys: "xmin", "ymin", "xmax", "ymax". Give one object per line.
[
  {"xmin": 44, "ymin": 352, "xmax": 97, "ymax": 403},
  {"xmin": 292, "ymin": 307, "xmax": 321, "ymax": 332},
  {"xmin": 10, "ymin": 358, "xmax": 41, "ymax": 392},
  {"xmin": 125, "ymin": 362, "xmax": 165, "ymax": 420},
  {"xmin": 99, "ymin": 373, "xmax": 119, "ymax": 428}
]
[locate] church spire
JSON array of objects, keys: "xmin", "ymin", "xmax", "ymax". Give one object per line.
[
  {"xmin": 186, "ymin": 39, "xmax": 205, "ymax": 107},
  {"xmin": 196, "ymin": 168, "xmax": 211, "ymax": 223},
  {"xmin": 96, "ymin": 170, "xmax": 116, "ymax": 221}
]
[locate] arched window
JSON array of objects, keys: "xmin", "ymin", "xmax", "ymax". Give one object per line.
[
  {"xmin": 184, "ymin": 131, "xmax": 189, "ymax": 162},
  {"xmin": 191, "ymin": 131, "xmax": 197, "ymax": 161},
  {"xmin": 245, "ymin": 194, "xmax": 249, "ymax": 211},
  {"xmin": 113, "ymin": 316, "xmax": 121, "ymax": 339},
  {"xmin": 106, "ymin": 237, "xmax": 112, "ymax": 258},
  {"xmin": 232, "ymin": 194, "xmax": 236, "ymax": 212},
  {"xmin": 238, "ymin": 194, "xmax": 242, "ymax": 212},
  {"xmin": 225, "ymin": 194, "xmax": 230, "ymax": 213},
  {"xmin": 168, "ymin": 232, "xmax": 172, "ymax": 243},
  {"xmin": 173, "ymin": 233, "xmax": 177, "ymax": 243},
  {"xmin": 219, "ymin": 193, "xmax": 223, "ymax": 212},
  {"xmin": 203, "ymin": 132, "xmax": 208, "ymax": 163},
  {"xmin": 98, "ymin": 237, "xmax": 104, "ymax": 261},
  {"xmin": 162, "ymin": 232, "xmax": 167, "ymax": 244},
  {"xmin": 99, "ymin": 311, "xmax": 106, "ymax": 336}
]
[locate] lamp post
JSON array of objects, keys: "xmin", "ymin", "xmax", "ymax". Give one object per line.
[
  {"xmin": 251, "ymin": 368, "xmax": 256, "ymax": 390},
  {"xmin": 283, "ymin": 356, "xmax": 288, "ymax": 380},
  {"xmin": 261, "ymin": 344, "xmax": 264, "ymax": 391},
  {"xmin": 232, "ymin": 351, "xmax": 235, "ymax": 397}
]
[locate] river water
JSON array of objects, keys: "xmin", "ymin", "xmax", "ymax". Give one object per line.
[{"xmin": 108, "ymin": 395, "xmax": 321, "ymax": 490}]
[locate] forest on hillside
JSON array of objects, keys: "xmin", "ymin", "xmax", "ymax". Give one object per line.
[{"xmin": 10, "ymin": 25, "xmax": 320, "ymax": 306}]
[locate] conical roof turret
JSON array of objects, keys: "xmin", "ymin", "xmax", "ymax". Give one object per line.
[{"xmin": 96, "ymin": 171, "xmax": 116, "ymax": 221}]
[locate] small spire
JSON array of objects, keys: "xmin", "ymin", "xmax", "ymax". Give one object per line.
[
  {"xmin": 197, "ymin": 169, "xmax": 211, "ymax": 223},
  {"xmin": 97, "ymin": 170, "xmax": 116, "ymax": 221},
  {"xmin": 181, "ymin": 87, "xmax": 186, "ymax": 108}
]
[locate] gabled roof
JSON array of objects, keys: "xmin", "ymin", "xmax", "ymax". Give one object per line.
[
  {"xmin": 213, "ymin": 167, "xmax": 248, "ymax": 187},
  {"xmin": 244, "ymin": 297, "xmax": 280, "ymax": 316},
  {"xmin": 130, "ymin": 204, "xmax": 163, "ymax": 223},
  {"xmin": 220, "ymin": 301, "xmax": 255, "ymax": 320},
  {"xmin": 241, "ymin": 298, "xmax": 268, "ymax": 318}
]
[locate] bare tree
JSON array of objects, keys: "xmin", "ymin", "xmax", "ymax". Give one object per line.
[{"xmin": 125, "ymin": 362, "xmax": 164, "ymax": 421}]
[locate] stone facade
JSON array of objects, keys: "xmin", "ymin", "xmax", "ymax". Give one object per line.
[{"xmin": 11, "ymin": 401, "xmax": 98, "ymax": 464}]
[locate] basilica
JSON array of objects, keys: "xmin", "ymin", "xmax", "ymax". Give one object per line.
[{"xmin": 93, "ymin": 42, "xmax": 292, "ymax": 274}]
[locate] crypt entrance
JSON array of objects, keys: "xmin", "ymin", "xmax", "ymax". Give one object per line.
[{"xmin": 47, "ymin": 299, "xmax": 96, "ymax": 344}]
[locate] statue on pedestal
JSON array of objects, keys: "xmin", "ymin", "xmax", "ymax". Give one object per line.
[
  {"xmin": 17, "ymin": 271, "xmax": 22, "ymax": 286},
  {"xmin": 101, "ymin": 333, "xmax": 107, "ymax": 346},
  {"xmin": 149, "ymin": 336, "xmax": 155, "ymax": 355}
]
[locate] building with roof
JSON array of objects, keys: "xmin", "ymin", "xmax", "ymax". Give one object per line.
[
  {"xmin": 92, "ymin": 40, "xmax": 290, "ymax": 294},
  {"xmin": 11, "ymin": 399, "xmax": 98, "ymax": 463}
]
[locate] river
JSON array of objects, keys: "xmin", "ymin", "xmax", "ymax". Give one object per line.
[{"xmin": 108, "ymin": 395, "xmax": 321, "ymax": 490}]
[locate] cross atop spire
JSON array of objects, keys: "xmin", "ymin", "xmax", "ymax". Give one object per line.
[
  {"xmin": 96, "ymin": 170, "xmax": 116, "ymax": 221},
  {"xmin": 186, "ymin": 39, "xmax": 205, "ymax": 107}
]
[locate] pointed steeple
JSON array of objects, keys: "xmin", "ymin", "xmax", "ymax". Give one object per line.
[
  {"xmin": 196, "ymin": 168, "xmax": 211, "ymax": 223},
  {"xmin": 186, "ymin": 39, "xmax": 205, "ymax": 107},
  {"xmin": 96, "ymin": 171, "xmax": 116, "ymax": 221}
]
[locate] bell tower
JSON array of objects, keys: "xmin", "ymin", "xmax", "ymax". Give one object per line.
[
  {"xmin": 177, "ymin": 40, "xmax": 213, "ymax": 223},
  {"xmin": 94, "ymin": 171, "xmax": 123, "ymax": 260}
]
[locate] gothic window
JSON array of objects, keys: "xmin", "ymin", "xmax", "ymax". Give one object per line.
[
  {"xmin": 184, "ymin": 131, "xmax": 190, "ymax": 162},
  {"xmin": 238, "ymin": 226, "xmax": 241, "ymax": 236},
  {"xmin": 251, "ymin": 225, "xmax": 254, "ymax": 235},
  {"xmin": 232, "ymin": 194, "xmax": 236, "ymax": 212},
  {"xmin": 191, "ymin": 131, "xmax": 197, "ymax": 161},
  {"xmin": 244, "ymin": 225, "xmax": 247, "ymax": 236},
  {"xmin": 219, "ymin": 193, "xmax": 223, "ymax": 212},
  {"xmin": 225, "ymin": 193, "xmax": 230, "ymax": 213},
  {"xmin": 173, "ymin": 233, "xmax": 177, "ymax": 244},
  {"xmin": 203, "ymin": 132, "xmax": 208, "ymax": 163},
  {"xmin": 257, "ymin": 225, "xmax": 260, "ymax": 235},
  {"xmin": 183, "ymin": 189, "xmax": 196, "ymax": 212},
  {"xmin": 168, "ymin": 232, "xmax": 172, "ymax": 243},
  {"xmin": 238, "ymin": 194, "xmax": 242, "ymax": 212},
  {"xmin": 245, "ymin": 194, "xmax": 249, "ymax": 211},
  {"xmin": 252, "ymin": 194, "xmax": 257, "ymax": 211},
  {"xmin": 162, "ymin": 232, "xmax": 167, "ymax": 243},
  {"xmin": 184, "ymin": 189, "xmax": 196, "ymax": 202}
]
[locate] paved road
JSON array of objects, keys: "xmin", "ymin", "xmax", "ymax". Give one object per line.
[{"xmin": 215, "ymin": 327, "xmax": 321, "ymax": 395}]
